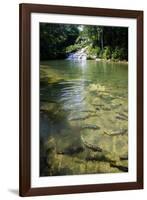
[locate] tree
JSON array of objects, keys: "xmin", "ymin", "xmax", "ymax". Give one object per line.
[
  {"xmin": 40, "ymin": 23, "xmax": 128, "ymax": 61},
  {"xmin": 40, "ymin": 23, "xmax": 79, "ymax": 60}
]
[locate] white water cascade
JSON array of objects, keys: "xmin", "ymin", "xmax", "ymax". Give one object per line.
[{"xmin": 67, "ymin": 47, "xmax": 87, "ymax": 61}]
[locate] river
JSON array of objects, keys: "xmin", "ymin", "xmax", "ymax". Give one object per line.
[{"xmin": 40, "ymin": 60, "xmax": 128, "ymax": 176}]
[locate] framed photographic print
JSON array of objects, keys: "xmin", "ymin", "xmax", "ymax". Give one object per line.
[{"xmin": 19, "ymin": 3, "xmax": 143, "ymax": 196}]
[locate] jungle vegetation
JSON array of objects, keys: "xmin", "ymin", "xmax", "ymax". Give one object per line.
[{"xmin": 40, "ymin": 23, "xmax": 128, "ymax": 61}]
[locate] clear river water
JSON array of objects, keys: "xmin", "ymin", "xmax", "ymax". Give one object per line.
[{"xmin": 40, "ymin": 60, "xmax": 128, "ymax": 176}]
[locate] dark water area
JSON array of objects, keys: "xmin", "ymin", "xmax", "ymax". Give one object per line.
[{"xmin": 40, "ymin": 60, "xmax": 128, "ymax": 176}]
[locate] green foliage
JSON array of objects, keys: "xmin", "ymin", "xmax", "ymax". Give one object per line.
[
  {"xmin": 87, "ymin": 46, "xmax": 101, "ymax": 57},
  {"xmin": 102, "ymin": 46, "xmax": 111, "ymax": 60},
  {"xmin": 40, "ymin": 23, "xmax": 128, "ymax": 61},
  {"xmin": 40, "ymin": 23, "xmax": 79, "ymax": 60},
  {"xmin": 112, "ymin": 47, "xmax": 127, "ymax": 61},
  {"xmin": 81, "ymin": 26, "xmax": 103, "ymax": 47},
  {"xmin": 66, "ymin": 43, "xmax": 81, "ymax": 53}
]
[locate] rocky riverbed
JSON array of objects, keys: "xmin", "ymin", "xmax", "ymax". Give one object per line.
[{"xmin": 40, "ymin": 60, "xmax": 128, "ymax": 176}]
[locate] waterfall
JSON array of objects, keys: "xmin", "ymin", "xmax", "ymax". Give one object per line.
[{"xmin": 67, "ymin": 48, "xmax": 87, "ymax": 61}]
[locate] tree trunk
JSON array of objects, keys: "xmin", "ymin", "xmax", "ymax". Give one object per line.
[{"xmin": 101, "ymin": 28, "xmax": 104, "ymax": 50}]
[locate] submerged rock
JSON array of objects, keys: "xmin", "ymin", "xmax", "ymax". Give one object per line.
[{"xmin": 88, "ymin": 83, "xmax": 106, "ymax": 93}]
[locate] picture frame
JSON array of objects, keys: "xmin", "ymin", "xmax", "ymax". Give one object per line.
[{"xmin": 19, "ymin": 3, "xmax": 143, "ymax": 197}]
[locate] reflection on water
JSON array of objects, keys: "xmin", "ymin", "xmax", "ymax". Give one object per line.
[{"xmin": 40, "ymin": 60, "xmax": 128, "ymax": 176}]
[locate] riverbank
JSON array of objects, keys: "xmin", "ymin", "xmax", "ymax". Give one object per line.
[
  {"xmin": 41, "ymin": 58, "xmax": 128, "ymax": 64},
  {"xmin": 66, "ymin": 46, "xmax": 128, "ymax": 64},
  {"xmin": 94, "ymin": 58, "xmax": 128, "ymax": 64}
]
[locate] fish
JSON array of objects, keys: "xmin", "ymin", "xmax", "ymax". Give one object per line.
[
  {"xmin": 81, "ymin": 124, "xmax": 100, "ymax": 130},
  {"xmin": 116, "ymin": 115, "xmax": 127, "ymax": 121},
  {"xmin": 111, "ymin": 103, "xmax": 122, "ymax": 109},
  {"xmin": 104, "ymin": 129, "xmax": 127, "ymax": 136},
  {"xmin": 80, "ymin": 110, "xmax": 96, "ymax": 113},
  {"xmin": 69, "ymin": 114, "xmax": 98, "ymax": 121},
  {"xmin": 68, "ymin": 116, "xmax": 88, "ymax": 121},
  {"xmin": 81, "ymin": 136, "xmax": 102, "ymax": 152},
  {"xmin": 116, "ymin": 112, "xmax": 128, "ymax": 118},
  {"xmin": 120, "ymin": 155, "xmax": 128, "ymax": 160},
  {"xmin": 92, "ymin": 103, "xmax": 105, "ymax": 107},
  {"xmin": 102, "ymin": 107, "xmax": 111, "ymax": 111},
  {"xmin": 110, "ymin": 163, "xmax": 128, "ymax": 172},
  {"xmin": 57, "ymin": 146, "xmax": 84, "ymax": 155}
]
